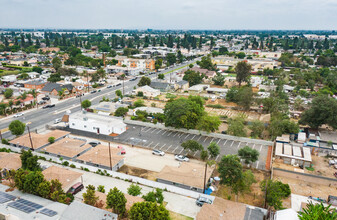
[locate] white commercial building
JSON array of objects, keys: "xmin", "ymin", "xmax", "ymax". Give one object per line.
[{"xmin": 69, "ymin": 111, "xmax": 126, "ymax": 135}]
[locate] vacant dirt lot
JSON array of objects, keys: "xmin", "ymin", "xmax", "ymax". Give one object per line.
[
  {"xmin": 212, "ymin": 169, "xmax": 270, "ymax": 208},
  {"xmin": 118, "ymin": 165, "xmax": 159, "ymax": 181}
]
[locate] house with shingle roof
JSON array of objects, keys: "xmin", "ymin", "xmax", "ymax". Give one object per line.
[{"xmin": 41, "ymin": 83, "xmax": 75, "ymax": 96}]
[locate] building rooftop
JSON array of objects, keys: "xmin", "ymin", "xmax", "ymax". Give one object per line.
[
  {"xmin": 42, "ymin": 137, "xmax": 91, "ymax": 158},
  {"xmin": 69, "ymin": 111, "xmax": 126, "ymax": 128},
  {"xmin": 0, "ymin": 152, "xmax": 21, "ymax": 170},
  {"xmin": 76, "ymin": 145, "xmax": 124, "ymax": 168},
  {"xmin": 157, "ymin": 163, "xmax": 214, "ymax": 189},
  {"xmin": 9, "ymin": 130, "xmax": 70, "ymax": 150},
  {"xmin": 42, "ymin": 166, "xmax": 83, "ymax": 191}
]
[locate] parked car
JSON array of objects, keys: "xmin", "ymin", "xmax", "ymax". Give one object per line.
[
  {"xmin": 221, "ymin": 131, "xmax": 227, "ymax": 134},
  {"xmin": 42, "ymin": 96, "xmax": 50, "ymax": 101},
  {"xmin": 116, "ymin": 83, "xmax": 122, "ymax": 86},
  {"xmin": 107, "ymin": 85, "xmax": 112, "ymax": 88},
  {"xmin": 38, "ymin": 100, "xmax": 46, "ymax": 105},
  {"xmin": 90, "ymin": 90, "xmax": 97, "ymax": 94},
  {"xmin": 42, "ymin": 104, "xmax": 55, "ymax": 109},
  {"xmin": 88, "ymin": 141, "xmax": 101, "ymax": 147},
  {"xmin": 13, "ymin": 113, "xmax": 24, "ymax": 118},
  {"xmin": 67, "ymin": 182, "xmax": 84, "ymax": 195},
  {"xmin": 152, "ymin": 149, "xmax": 165, "ymax": 156},
  {"xmin": 54, "ymin": 118, "xmax": 61, "ymax": 124},
  {"xmin": 334, "ymin": 172, "xmax": 337, "ymax": 178},
  {"xmin": 118, "ymin": 146, "xmax": 126, "ymax": 154},
  {"xmin": 97, "ymin": 89, "xmax": 101, "ymax": 92},
  {"xmin": 175, "ymin": 155, "xmax": 189, "ymax": 162},
  {"xmin": 196, "ymin": 197, "xmax": 212, "ymax": 207}
]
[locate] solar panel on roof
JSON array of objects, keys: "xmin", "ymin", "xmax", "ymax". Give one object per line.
[
  {"xmin": 16, "ymin": 199, "xmax": 43, "ymax": 209},
  {"xmin": 40, "ymin": 208, "xmax": 58, "ymax": 217},
  {"xmin": 0, "ymin": 191, "xmax": 16, "ymax": 200},
  {"xmin": 7, "ymin": 199, "xmax": 43, "ymax": 214}
]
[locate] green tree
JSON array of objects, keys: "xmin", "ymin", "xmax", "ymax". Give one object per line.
[
  {"xmin": 260, "ymin": 179, "xmax": 291, "ymax": 210},
  {"xmin": 9, "ymin": 120, "xmax": 26, "ymax": 136},
  {"xmin": 207, "ymin": 142, "xmax": 220, "ymax": 158},
  {"xmin": 134, "ymin": 99, "xmax": 145, "ymax": 107},
  {"xmin": 20, "ymin": 150, "xmax": 40, "ymax": 171},
  {"xmin": 37, "ymin": 180, "xmax": 51, "ymax": 199},
  {"xmin": 158, "ymin": 73, "xmax": 165, "ymax": 80},
  {"xmin": 115, "ymin": 107, "xmax": 128, "ymax": 117},
  {"xmin": 106, "ymin": 187, "xmax": 127, "ymax": 216},
  {"xmin": 237, "ymin": 87, "xmax": 254, "ymax": 110},
  {"xmin": 115, "ymin": 89, "xmax": 122, "ymax": 98},
  {"xmin": 81, "ymin": 99, "xmax": 91, "ymax": 109},
  {"xmin": 233, "ymin": 170, "xmax": 256, "ymax": 196},
  {"xmin": 48, "ymin": 136, "xmax": 55, "ymax": 143},
  {"xmin": 218, "ymin": 155, "xmax": 243, "ymax": 193},
  {"xmin": 212, "ymin": 73, "xmax": 225, "ymax": 86},
  {"xmin": 137, "ymin": 76, "xmax": 151, "ymax": 87},
  {"xmin": 4, "ymin": 89, "xmax": 13, "ymax": 99},
  {"xmin": 198, "ymin": 55, "xmax": 216, "ymax": 71},
  {"xmin": 249, "ymin": 120, "xmax": 265, "ymax": 138},
  {"xmin": 52, "ymin": 57, "xmax": 62, "ymax": 70},
  {"xmin": 299, "ymin": 202, "xmax": 337, "ymax": 220},
  {"xmin": 14, "ymin": 169, "xmax": 29, "ymax": 191},
  {"xmin": 235, "ymin": 61, "xmax": 251, "ymax": 86},
  {"xmin": 183, "ymin": 70, "xmax": 204, "ymax": 86},
  {"xmin": 238, "ymin": 146, "xmax": 259, "ymax": 165},
  {"xmin": 200, "ymin": 150, "xmax": 209, "ymax": 161},
  {"xmin": 129, "ymin": 202, "xmax": 170, "ymax": 220},
  {"xmin": 83, "ymin": 185, "xmax": 99, "ymax": 206},
  {"xmin": 300, "ymin": 95, "xmax": 337, "ymax": 129},
  {"xmin": 23, "ymin": 171, "xmax": 44, "ymax": 194},
  {"xmin": 166, "ymin": 53, "xmax": 176, "ymax": 66},
  {"xmin": 181, "ymin": 140, "xmax": 203, "ymax": 152},
  {"xmin": 227, "ymin": 116, "xmax": 246, "ymax": 137},
  {"xmin": 142, "ymin": 188, "xmax": 164, "ymax": 204},
  {"xmin": 97, "ymin": 185, "xmax": 105, "ymax": 193},
  {"xmin": 32, "ymin": 66, "xmax": 43, "ymax": 73},
  {"xmin": 127, "ymin": 184, "xmax": 142, "ymax": 196}
]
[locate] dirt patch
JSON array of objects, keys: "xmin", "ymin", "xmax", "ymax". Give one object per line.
[
  {"xmin": 212, "ymin": 169, "xmax": 270, "ymax": 208},
  {"xmin": 118, "ymin": 165, "xmax": 159, "ymax": 181},
  {"xmin": 169, "ymin": 211, "xmax": 194, "ymax": 220}
]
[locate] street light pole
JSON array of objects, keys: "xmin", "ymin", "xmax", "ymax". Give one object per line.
[{"xmin": 203, "ymin": 162, "xmax": 208, "ymax": 194}]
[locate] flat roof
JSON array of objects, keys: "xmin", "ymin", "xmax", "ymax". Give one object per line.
[
  {"xmin": 293, "ymin": 146, "xmax": 302, "ymax": 157},
  {"xmin": 275, "ymin": 143, "xmax": 283, "ymax": 155},
  {"xmin": 69, "ymin": 112, "xmax": 126, "ymax": 127},
  {"xmin": 157, "ymin": 163, "xmax": 214, "ymax": 189},
  {"xmin": 9, "ymin": 130, "xmax": 70, "ymax": 149},
  {"xmin": 42, "ymin": 137, "xmax": 91, "ymax": 158},
  {"xmin": 283, "ymin": 144, "xmax": 292, "ymax": 156},
  {"xmin": 76, "ymin": 145, "xmax": 124, "ymax": 167}
]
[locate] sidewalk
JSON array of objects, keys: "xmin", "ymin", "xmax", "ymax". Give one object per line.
[{"xmin": 39, "ymin": 160, "xmax": 201, "ymax": 218}]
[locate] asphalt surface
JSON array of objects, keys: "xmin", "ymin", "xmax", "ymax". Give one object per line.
[
  {"xmin": 116, "ymin": 124, "xmax": 269, "ymax": 170},
  {"xmin": 0, "ymin": 59, "xmax": 199, "ymax": 140}
]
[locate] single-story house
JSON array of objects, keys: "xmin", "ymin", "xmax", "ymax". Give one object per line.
[
  {"xmin": 24, "ymin": 81, "xmax": 47, "ymax": 90},
  {"xmin": 206, "ymin": 87, "xmax": 228, "ymax": 95},
  {"xmin": 185, "ymin": 67, "xmax": 216, "ymax": 79},
  {"xmin": 133, "ymin": 106, "xmax": 164, "ymax": 116},
  {"xmin": 134, "ymin": 85, "xmax": 160, "ymax": 98},
  {"xmin": 197, "ymin": 197, "xmax": 266, "ymax": 220},
  {"xmin": 93, "ymin": 102, "xmax": 128, "ymax": 114},
  {"xmin": 1, "ymin": 75, "xmax": 17, "ymax": 84},
  {"xmin": 75, "ymin": 144, "xmax": 124, "ymax": 171},
  {"xmin": 42, "ymin": 166, "xmax": 83, "ymax": 192},
  {"xmin": 69, "ymin": 111, "xmax": 126, "ymax": 135},
  {"xmin": 0, "ymin": 152, "xmax": 21, "ymax": 177},
  {"xmin": 188, "ymin": 84, "xmax": 210, "ymax": 94},
  {"xmin": 27, "ymin": 72, "xmax": 40, "ymax": 79},
  {"xmin": 41, "ymin": 137, "xmax": 92, "ymax": 160},
  {"xmin": 150, "ymin": 81, "xmax": 171, "ymax": 92},
  {"xmin": 9, "ymin": 130, "xmax": 70, "ymax": 151},
  {"xmin": 41, "ymin": 83, "xmax": 75, "ymax": 96},
  {"xmin": 173, "ymin": 80, "xmax": 189, "ymax": 91},
  {"xmin": 157, "ymin": 163, "xmax": 214, "ymax": 193}
]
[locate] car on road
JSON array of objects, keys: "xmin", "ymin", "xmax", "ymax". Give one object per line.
[
  {"xmin": 118, "ymin": 146, "xmax": 126, "ymax": 154},
  {"xmin": 116, "ymin": 83, "xmax": 122, "ymax": 86},
  {"xmin": 130, "ymin": 77, "xmax": 137, "ymax": 81},
  {"xmin": 88, "ymin": 141, "xmax": 101, "ymax": 147},
  {"xmin": 42, "ymin": 104, "xmax": 55, "ymax": 109},
  {"xmin": 195, "ymin": 197, "xmax": 212, "ymax": 207},
  {"xmin": 38, "ymin": 100, "xmax": 46, "ymax": 105},
  {"xmin": 97, "ymin": 89, "xmax": 101, "ymax": 92},
  {"xmin": 54, "ymin": 118, "xmax": 61, "ymax": 124},
  {"xmin": 42, "ymin": 96, "xmax": 50, "ymax": 101},
  {"xmin": 67, "ymin": 182, "xmax": 84, "ymax": 195},
  {"xmin": 107, "ymin": 85, "xmax": 112, "ymax": 88},
  {"xmin": 175, "ymin": 155, "xmax": 189, "ymax": 162},
  {"xmin": 90, "ymin": 90, "xmax": 97, "ymax": 94},
  {"xmin": 152, "ymin": 149, "xmax": 165, "ymax": 156},
  {"xmin": 13, "ymin": 113, "xmax": 24, "ymax": 118}
]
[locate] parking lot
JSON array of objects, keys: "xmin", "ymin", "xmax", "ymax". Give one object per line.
[{"xmin": 115, "ymin": 124, "xmax": 271, "ymax": 170}]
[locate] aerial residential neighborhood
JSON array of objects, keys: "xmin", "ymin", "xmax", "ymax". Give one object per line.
[{"xmin": 0, "ymin": 1, "xmax": 337, "ymax": 220}]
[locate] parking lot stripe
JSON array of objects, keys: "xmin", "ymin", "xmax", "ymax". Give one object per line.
[
  {"xmin": 173, "ymin": 132, "xmax": 178, "ymax": 137},
  {"xmin": 193, "ymin": 151, "xmax": 198, "ymax": 157},
  {"xmin": 223, "ymin": 140, "xmax": 228, "ymax": 146},
  {"xmin": 162, "ymin": 130, "xmax": 168, "ymax": 135},
  {"xmin": 156, "ymin": 129, "xmax": 162, "ymax": 134},
  {"xmin": 215, "ymin": 155, "xmax": 220, "ymax": 161},
  {"xmin": 204, "ymin": 137, "xmax": 208, "ymax": 143},
  {"xmin": 210, "ymin": 138, "xmax": 214, "ymax": 143},
  {"xmin": 229, "ymin": 140, "xmax": 234, "ymax": 147},
  {"xmin": 144, "ymin": 127, "xmax": 152, "ymax": 132},
  {"xmin": 173, "ymin": 146, "xmax": 178, "ymax": 153},
  {"xmin": 237, "ymin": 142, "xmax": 241, "ymax": 149},
  {"xmin": 197, "ymin": 135, "xmax": 202, "ymax": 141},
  {"xmin": 160, "ymin": 144, "xmax": 166, "ymax": 150},
  {"xmin": 207, "ymin": 155, "xmax": 211, "ymax": 160},
  {"xmin": 154, "ymin": 143, "xmax": 159, "ymax": 149},
  {"xmin": 167, "ymin": 131, "xmax": 173, "ymax": 136},
  {"xmin": 179, "ymin": 133, "xmax": 184, "ymax": 137},
  {"xmin": 166, "ymin": 145, "xmax": 173, "ymax": 151},
  {"xmin": 147, "ymin": 141, "xmax": 153, "ymax": 147},
  {"xmin": 184, "ymin": 134, "xmax": 190, "ymax": 139},
  {"xmin": 191, "ymin": 135, "xmax": 196, "ymax": 140},
  {"xmin": 217, "ymin": 139, "xmax": 221, "ymax": 145},
  {"xmin": 259, "ymin": 145, "xmax": 263, "ymax": 152},
  {"xmin": 179, "ymin": 148, "xmax": 184, "ymax": 154},
  {"xmin": 252, "ymin": 144, "xmax": 256, "ymax": 149},
  {"xmin": 151, "ymin": 129, "xmax": 157, "ymax": 133},
  {"xmin": 256, "ymin": 161, "xmax": 259, "ymax": 169}
]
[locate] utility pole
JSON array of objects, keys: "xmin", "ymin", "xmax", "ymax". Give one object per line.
[
  {"xmin": 0, "ymin": 130, "xmax": 2, "ymax": 141},
  {"xmin": 79, "ymin": 94, "xmax": 82, "ymax": 111},
  {"xmin": 27, "ymin": 125, "xmax": 34, "ymax": 150},
  {"xmin": 108, "ymin": 142, "xmax": 112, "ymax": 171},
  {"xmin": 203, "ymin": 162, "xmax": 208, "ymax": 193}
]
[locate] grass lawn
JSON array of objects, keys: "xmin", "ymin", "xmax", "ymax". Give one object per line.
[{"xmin": 169, "ymin": 211, "xmax": 194, "ymax": 220}]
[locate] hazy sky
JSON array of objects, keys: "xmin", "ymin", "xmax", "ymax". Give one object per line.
[{"xmin": 0, "ymin": 0, "xmax": 336, "ymax": 30}]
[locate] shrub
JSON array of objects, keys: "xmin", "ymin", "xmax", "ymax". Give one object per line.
[
  {"xmin": 62, "ymin": 161, "xmax": 69, "ymax": 166},
  {"xmin": 127, "ymin": 184, "xmax": 142, "ymax": 196},
  {"xmin": 97, "ymin": 185, "xmax": 105, "ymax": 193},
  {"xmin": 1, "ymin": 139, "xmax": 9, "ymax": 145},
  {"xmin": 48, "ymin": 137, "xmax": 55, "ymax": 143},
  {"xmin": 84, "ymin": 168, "xmax": 89, "ymax": 172},
  {"xmin": 206, "ymin": 104, "xmax": 225, "ymax": 109},
  {"xmin": 70, "ymin": 164, "xmax": 76, "ymax": 168}
]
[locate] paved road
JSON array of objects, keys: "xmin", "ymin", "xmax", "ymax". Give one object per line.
[
  {"xmin": 0, "ymin": 58, "xmax": 199, "ymax": 140},
  {"xmin": 116, "ymin": 124, "xmax": 270, "ymax": 170}
]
